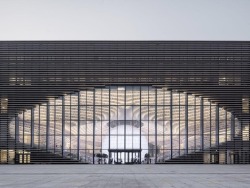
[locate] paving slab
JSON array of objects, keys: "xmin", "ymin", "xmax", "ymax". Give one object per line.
[{"xmin": 0, "ymin": 164, "xmax": 250, "ymax": 188}]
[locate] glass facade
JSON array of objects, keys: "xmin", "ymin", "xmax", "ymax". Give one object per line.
[{"xmin": 9, "ymin": 86, "xmax": 241, "ymax": 164}]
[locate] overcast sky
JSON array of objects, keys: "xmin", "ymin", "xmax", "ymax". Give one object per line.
[{"xmin": 0, "ymin": 0, "xmax": 250, "ymax": 40}]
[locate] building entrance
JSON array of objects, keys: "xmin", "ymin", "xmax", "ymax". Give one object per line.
[{"xmin": 108, "ymin": 149, "xmax": 141, "ymax": 164}]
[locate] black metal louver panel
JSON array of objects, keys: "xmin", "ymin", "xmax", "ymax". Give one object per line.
[{"xmin": 0, "ymin": 41, "xmax": 249, "ymax": 164}]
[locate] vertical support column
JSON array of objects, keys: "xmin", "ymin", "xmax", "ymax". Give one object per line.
[
  {"xmin": 15, "ymin": 114, "xmax": 19, "ymax": 145},
  {"xmin": 108, "ymin": 86, "xmax": 111, "ymax": 163},
  {"xmin": 194, "ymin": 97, "xmax": 196, "ymax": 151},
  {"xmin": 162, "ymin": 89, "xmax": 165, "ymax": 160},
  {"xmin": 209, "ymin": 103, "xmax": 212, "ymax": 148},
  {"xmin": 225, "ymin": 110, "xmax": 227, "ymax": 143},
  {"xmin": 139, "ymin": 151, "xmax": 141, "ymax": 164},
  {"xmin": 170, "ymin": 90, "xmax": 173, "ymax": 158},
  {"xmin": 140, "ymin": 86, "xmax": 142, "ymax": 163},
  {"xmin": 155, "ymin": 88, "xmax": 158, "ymax": 163},
  {"xmin": 93, "ymin": 90, "xmax": 95, "ymax": 164},
  {"xmin": 31, "ymin": 108, "xmax": 34, "ymax": 148},
  {"xmin": 185, "ymin": 93, "xmax": 188, "ymax": 155},
  {"xmin": 22, "ymin": 111, "xmax": 25, "ymax": 147},
  {"xmin": 77, "ymin": 91, "xmax": 80, "ymax": 160},
  {"xmin": 124, "ymin": 86, "xmax": 126, "ymax": 151},
  {"xmin": 225, "ymin": 111, "xmax": 228, "ymax": 164},
  {"xmin": 69, "ymin": 95, "xmax": 71, "ymax": 155},
  {"xmin": 178, "ymin": 93, "xmax": 180, "ymax": 156},
  {"xmin": 147, "ymin": 87, "xmax": 149, "ymax": 163},
  {"xmin": 128, "ymin": 152, "xmax": 130, "ymax": 163},
  {"xmin": 13, "ymin": 114, "xmax": 18, "ymax": 164},
  {"xmin": 53, "ymin": 100, "xmax": 56, "ymax": 153},
  {"xmin": 200, "ymin": 97, "xmax": 204, "ymax": 151},
  {"xmin": 231, "ymin": 114, "xmax": 235, "ymax": 140},
  {"xmin": 62, "ymin": 96, "xmax": 65, "ymax": 156},
  {"xmin": 38, "ymin": 104, "xmax": 41, "ymax": 148},
  {"xmin": 46, "ymin": 101, "xmax": 50, "ymax": 151},
  {"xmin": 216, "ymin": 104, "xmax": 219, "ymax": 147}
]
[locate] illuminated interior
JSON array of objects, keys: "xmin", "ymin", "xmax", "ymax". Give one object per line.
[{"xmin": 9, "ymin": 86, "xmax": 241, "ymax": 164}]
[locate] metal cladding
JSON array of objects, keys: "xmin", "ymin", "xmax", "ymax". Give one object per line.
[{"xmin": 0, "ymin": 41, "xmax": 250, "ymax": 164}]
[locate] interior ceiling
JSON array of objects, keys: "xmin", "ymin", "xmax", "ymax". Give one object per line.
[{"xmin": 0, "ymin": 41, "xmax": 250, "ymax": 119}]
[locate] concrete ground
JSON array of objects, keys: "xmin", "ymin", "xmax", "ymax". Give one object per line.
[{"xmin": 0, "ymin": 165, "xmax": 250, "ymax": 188}]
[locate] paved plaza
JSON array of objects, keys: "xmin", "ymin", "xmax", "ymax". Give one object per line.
[{"xmin": 0, "ymin": 164, "xmax": 250, "ymax": 188}]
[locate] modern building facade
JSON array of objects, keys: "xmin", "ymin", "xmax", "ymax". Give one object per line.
[{"xmin": 0, "ymin": 41, "xmax": 250, "ymax": 164}]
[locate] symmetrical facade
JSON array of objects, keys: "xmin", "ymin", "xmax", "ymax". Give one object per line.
[{"xmin": 0, "ymin": 41, "xmax": 250, "ymax": 164}]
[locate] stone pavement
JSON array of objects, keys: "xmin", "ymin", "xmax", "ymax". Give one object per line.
[{"xmin": 0, "ymin": 164, "xmax": 250, "ymax": 188}]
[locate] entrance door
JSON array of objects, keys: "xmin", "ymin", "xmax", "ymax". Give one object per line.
[
  {"xmin": 108, "ymin": 149, "xmax": 141, "ymax": 164},
  {"xmin": 210, "ymin": 153, "xmax": 219, "ymax": 164}
]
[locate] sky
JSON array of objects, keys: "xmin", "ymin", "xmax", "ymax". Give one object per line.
[{"xmin": 0, "ymin": 0, "xmax": 250, "ymax": 40}]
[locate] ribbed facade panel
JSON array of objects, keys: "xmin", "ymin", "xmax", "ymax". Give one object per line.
[{"xmin": 0, "ymin": 41, "xmax": 250, "ymax": 164}]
